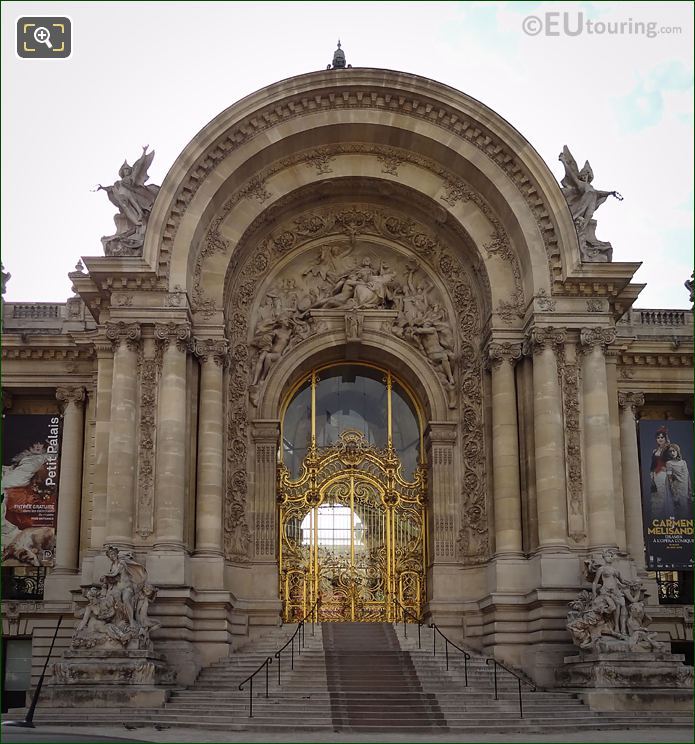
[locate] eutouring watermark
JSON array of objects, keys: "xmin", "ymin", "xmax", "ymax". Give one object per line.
[{"xmin": 522, "ymin": 13, "xmax": 682, "ymax": 39}]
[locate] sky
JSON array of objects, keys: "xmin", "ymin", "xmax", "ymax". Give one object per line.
[{"xmin": 2, "ymin": 1, "xmax": 693, "ymax": 308}]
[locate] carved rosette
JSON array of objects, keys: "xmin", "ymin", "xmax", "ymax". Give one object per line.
[
  {"xmin": 154, "ymin": 322, "xmax": 191, "ymax": 354},
  {"xmin": 136, "ymin": 355, "xmax": 158, "ymax": 537},
  {"xmin": 55, "ymin": 386, "xmax": 86, "ymax": 410},
  {"xmin": 485, "ymin": 342, "xmax": 522, "ymax": 370},
  {"xmin": 105, "ymin": 321, "xmax": 141, "ymax": 352},
  {"xmin": 193, "ymin": 338, "xmax": 229, "ymax": 366},
  {"xmin": 618, "ymin": 391, "xmax": 645, "ymax": 416}
]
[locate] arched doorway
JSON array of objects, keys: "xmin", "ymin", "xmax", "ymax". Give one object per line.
[{"xmin": 278, "ymin": 363, "xmax": 427, "ymax": 622}]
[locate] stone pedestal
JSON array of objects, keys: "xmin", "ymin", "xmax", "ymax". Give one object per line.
[
  {"xmin": 557, "ymin": 650, "xmax": 694, "ymax": 711},
  {"xmin": 46, "ymin": 649, "xmax": 175, "ymax": 708}
]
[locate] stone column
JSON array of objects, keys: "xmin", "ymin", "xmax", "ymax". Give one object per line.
[
  {"xmin": 153, "ymin": 322, "xmax": 190, "ymax": 551},
  {"xmin": 580, "ymin": 328, "xmax": 617, "ymax": 549},
  {"xmin": 252, "ymin": 421, "xmax": 280, "ymax": 561},
  {"xmin": 53, "ymin": 387, "xmax": 86, "ymax": 572},
  {"xmin": 606, "ymin": 350, "xmax": 626, "ymax": 551},
  {"xmin": 618, "ymin": 392, "xmax": 646, "ymax": 566},
  {"xmin": 526, "ymin": 327, "xmax": 568, "ymax": 547},
  {"xmin": 425, "ymin": 422, "xmax": 458, "ymax": 562},
  {"xmin": 104, "ymin": 322, "xmax": 141, "ymax": 547},
  {"xmin": 193, "ymin": 338, "xmax": 228, "ymax": 555},
  {"xmin": 487, "ymin": 342, "xmax": 523, "ymax": 554},
  {"xmin": 89, "ymin": 340, "xmax": 113, "ymax": 551}
]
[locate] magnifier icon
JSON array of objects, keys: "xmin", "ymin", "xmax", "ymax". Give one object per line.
[{"xmin": 33, "ymin": 26, "xmax": 53, "ymax": 49}]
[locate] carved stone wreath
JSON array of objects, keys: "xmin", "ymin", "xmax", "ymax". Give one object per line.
[{"xmin": 222, "ymin": 203, "xmax": 490, "ymax": 564}]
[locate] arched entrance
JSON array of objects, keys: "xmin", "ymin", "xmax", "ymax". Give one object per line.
[{"xmin": 278, "ymin": 363, "xmax": 427, "ymax": 622}]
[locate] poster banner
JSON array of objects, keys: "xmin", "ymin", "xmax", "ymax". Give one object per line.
[
  {"xmin": 638, "ymin": 419, "xmax": 694, "ymax": 570},
  {"xmin": 2, "ymin": 414, "xmax": 61, "ymax": 567}
]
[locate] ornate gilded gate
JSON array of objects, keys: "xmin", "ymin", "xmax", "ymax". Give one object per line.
[{"xmin": 279, "ymin": 430, "xmax": 427, "ymax": 622}]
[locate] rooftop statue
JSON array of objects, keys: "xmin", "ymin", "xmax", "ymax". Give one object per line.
[
  {"xmin": 559, "ymin": 145, "xmax": 622, "ymax": 263},
  {"xmin": 97, "ymin": 146, "xmax": 160, "ymax": 257}
]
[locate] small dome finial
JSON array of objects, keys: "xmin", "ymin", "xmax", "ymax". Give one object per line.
[{"xmin": 327, "ymin": 39, "xmax": 350, "ymax": 70}]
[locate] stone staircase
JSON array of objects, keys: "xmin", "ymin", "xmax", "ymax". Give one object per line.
[
  {"xmin": 393, "ymin": 622, "xmax": 694, "ymax": 735},
  {"xmin": 26, "ymin": 621, "xmax": 694, "ymax": 735}
]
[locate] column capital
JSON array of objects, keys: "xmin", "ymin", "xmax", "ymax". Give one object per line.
[
  {"xmin": 523, "ymin": 326, "xmax": 567, "ymax": 356},
  {"xmin": 579, "ymin": 327, "xmax": 617, "ymax": 351},
  {"xmin": 105, "ymin": 321, "xmax": 141, "ymax": 351},
  {"xmin": 485, "ymin": 341, "xmax": 523, "ymax": 370},
  {"xmin": 193, "ymin": 337, "xmax": 229, "ymax": 366},
  {"xmin": 425, "ymin": 421, "xmax": 457, "ymax": 446},
  {"xmin": 154, "ymin": 322, "xmax": 191, "ymax": 353},
  {"xmin": 56, "ymin": 386, "xmax": 85, "ymax": 410},
  {"xmin": 618, "ymin": 391, "xmax": 645, "ymax": 414},
  {"xmin": 251, "ymin": 419, "xmax": 280, "ymax": 443}
]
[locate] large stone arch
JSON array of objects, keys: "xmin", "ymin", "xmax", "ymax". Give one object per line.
[{"xmin": 143, "ymin": 69, "xmax": 582, "ymax": 306}]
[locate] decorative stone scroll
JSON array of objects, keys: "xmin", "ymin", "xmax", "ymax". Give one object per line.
[
  {"xmin": 56, "ymin": 386, "xmax": 86, "ymax": 409},
  {"xmin": 193, "ymin": 338, "xmax": 229, "ymax": 366},
  {"xmin": 579, "ymin": 327, "xmax": 617, "ymax": 351},
  {"xmin": 154, "ymin": 322, "xmax": 191, "ymax": 353},
  {"xmin": 105, "ymin": 321, "xmax": 141, "ymax": 352}
]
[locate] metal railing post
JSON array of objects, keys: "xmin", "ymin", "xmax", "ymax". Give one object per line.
[
  {"xmin": 493, "ymin": 662, "xmax": 498, "ymax": 700},
  {"xmin": 417, "ymin": 621, "xmax": 421, "ymax": 649},
  {"xmin": 291, "ymin": 635, "xmax": 294, "ymax": 670},
  {"xmin": 277, "ymin": 653, "xmax": 281, "ymax": 685},
  {"xmin": 249, "ymin": 676, "xmax": 254, "ymax": 717},
  {"xmin": 265, "ymin": 660, "xmax": 269, "ymax": 699},
  {"xmin": 445, "ymin": 639, "xmax": 449, "ymax": 671},
  {"xmin": 518, "ymin": 678, "xmax": 523, "ymax": 718},
  {"xmin": 464, "ymin": 654, "xmax": 468, "ymax": 687},
  {"xmin": 432, "ymin": 625, "xmax": 436, "ymax": 657}
]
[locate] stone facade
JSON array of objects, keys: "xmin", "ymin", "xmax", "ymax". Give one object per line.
[{"xmin": 1, "ymin": 69, "xmax": 692, "ymax": 696}]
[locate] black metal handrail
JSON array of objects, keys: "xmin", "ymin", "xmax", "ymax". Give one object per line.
[
  {"xmin": 429, "ymin": 622, "xmax": 470, "ymax": 687},
  {"xmin": 238, "ymin": 598, "xmax": 320, "ymax": 718},
  {"xmin": 392, "ymin": 597, "xmax": 426, "ymax": 649},
  {"xmin": 4, "ymin": 616, "xmax": 63, "ymax": 728},
  {"xmin": 485, "ymin": 658, "xmax": 536, "ymax": 718},
  {"xmin": 237, "ymin": 656, "xmax": 272, "ymax": 719},
  {"xmin": 273, "ymin": 598, "xmax": 320, "ymax": 687}
]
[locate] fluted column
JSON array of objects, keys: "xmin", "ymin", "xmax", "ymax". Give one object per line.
[
  {"xmin": 487, "ymin": 342, "xmax": 523, "ymax": 554},
  {"xmin": 104, "ymin": 322, "xmax": 141, "ymax": 546},
  {"xmin": 193, "ymin": 338, "xmax": 228, "ymax": 554},
  {"xmin": 425, "ymin": 422, "xmax": 458, "ymax": 562},
  {"xmin": 53, "ymin": 386, "xmax": 85, "ymax": 572},
  {"xmin": 580, "ymin": 327, "xmax": 617, "ymax": 548},
  {"xmin": 89, "ymin": 341, "xmax": 113, "ymax": 550},
  {"xmin": 618, "ymin": 392, "xmax": 646, "ymax": 565},
  {"xmin": 153, "ymin": 322, "xmax": 190, "ymax": 550},
  {"xmin": 526, "ymin": 327, "xmax": 568, "ymax": 547}
]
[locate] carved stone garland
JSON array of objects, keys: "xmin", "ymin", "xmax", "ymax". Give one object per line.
[
  {"xmin": 223, "ymin": 205, "xmax": 489, "ymax": 563},
  {"xmin": 136, "ymin": 353, "xmax": 158, "ymax": 537}
]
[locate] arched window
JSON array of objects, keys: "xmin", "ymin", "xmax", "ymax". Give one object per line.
[{"xmin": 281, "ymin": 363, "xmax": 423, "ymax": 480}]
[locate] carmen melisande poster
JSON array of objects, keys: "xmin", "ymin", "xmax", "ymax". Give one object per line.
[
  {"xmin": 1, "ymin": 415, "xmax": 61, "ymax": 567},
  {"xmin": 638, "ymin": 419, "xmax": 694, "ymax": 571}
]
